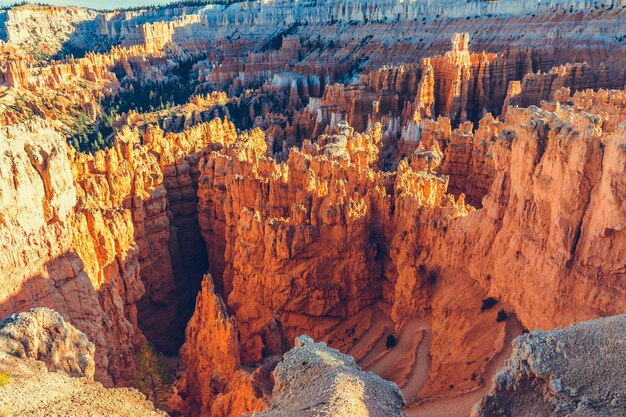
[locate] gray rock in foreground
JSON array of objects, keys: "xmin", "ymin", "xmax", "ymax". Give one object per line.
[
  {"xmin": 472, "ymin": 314, "xmax": 626, "ymax": 417},
  {"xmin": 0, "ymin": 307, "xmax": 95, "ymax": 379},
  {"xmin": 253, "ymin": 335, "xmax": 407, "ymax": 417}
]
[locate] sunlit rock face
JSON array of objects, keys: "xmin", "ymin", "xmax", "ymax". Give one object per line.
[
  {"xmin": 0, "ymin": 118, "xmax": 236, "ymax": 384},
  {"xmin": 188, "ymin": 89, "xmax": 626, "ymax": 416},
  {"xmin": 256, "ymin": 335, "xmax": 407, "ymax": 417},
  {"xmin": 178, "ymin": 274, "xmax": 267, "ymax": 417},
  {"xmin": 0, "ymin": 1, "xmax": 624, "ymax": 417}
]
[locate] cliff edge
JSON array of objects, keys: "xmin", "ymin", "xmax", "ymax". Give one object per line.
[
  {"xmin": 0, "ymin": 308, "xmax": 166, "ymax": 417},
  {"xmin": 256, "ymin": 335, "xmax": 407, "ymax": 417},
  {"xmin": 472, "ymin": 314, "xmax": 626, "ymax": 417}
]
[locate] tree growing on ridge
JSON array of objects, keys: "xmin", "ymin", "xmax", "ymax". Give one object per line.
[{"xmin": 134, "ymin": 342, "xmax": 173, "ymax": 405}]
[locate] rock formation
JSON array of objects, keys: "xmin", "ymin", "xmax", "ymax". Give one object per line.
[
  {"xmin": 472, "ymin": 314, "xmax": 626, "ymax": 417},
  {"xmin": 188, "ymin": 88, "xmax": 625, "ymax": 415},
  {"xmin": 0, "ymin": 309, "xmax": 165, "ymax": 417},
  {"xmin": 256, "ymin": 335, "xmax": 407, "ymax": 417},
  {"xmin": 439, "ymin": 101, "xmax": 626, "ymax": 331},
  {"xmin": 0, "ymin": 2, "xmax": 624, "ymax": 417},
  {"xmin": 178, "ymin": 275, "xmax": 266, "ymax": 417},
  {"xmin": 196, "ymin": 120, "xmax": 467, "ymax": 366},
  {"xmin": 0, "ymin": 307, "xmax": 95, "ymax": 379},
  {"xmin": 0, "ymin": 120, "xmax": 133, "ymax": 385},
  {"xmin": 0, "ymin": 117, "xmax": 237, "ymax": 384}
]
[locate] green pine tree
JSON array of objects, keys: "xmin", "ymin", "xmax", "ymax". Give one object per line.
[{"xmin": 134, "ymin": 342, "xmax": 173, "ymax": 405}]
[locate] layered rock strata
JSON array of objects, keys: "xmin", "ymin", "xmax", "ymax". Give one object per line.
[
  {"xmin": 0, "ymin": 2, "xmax": 624, "ymax": 417},
  {"xmin": 196, "ymin": 121, "xmax": 469, "ymax": 367},
  {"xmin": 188, "ymin": 89, "xmax": 626, "ymax": 416}
]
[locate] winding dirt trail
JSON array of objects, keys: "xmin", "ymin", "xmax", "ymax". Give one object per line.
[
  {"xmin": 350, "ymin": 305, "xmax": 394, "ymax": 365},
  {"xmin": 348, "ymin": 304, "xmax": 524, "ymax": 417},
  {"xmin": 405, "ymin": 317, "xmax": 523, "ymax": 417},
  {"xmin": 353, "ymin": 309, "xmax": 433, "ymax": 403},
  {"xmin": 366, "ymin": 318, "xmax": 423, "ymax": 386},
  {"xmin": 401, "ymin": 318, "xmax": 432, "ymax": 402}
]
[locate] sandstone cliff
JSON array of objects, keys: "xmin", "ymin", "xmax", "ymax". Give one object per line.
[
  {"xmin": 0, "ymin": 5, "xmax": 97, "ymax": 56},
  {"xmin": 187, "ymin": 89, "xmax": 626, "ymax": 415},
  {"xmin": 0, "ymin": 120, "xmax": 134, "ymax": 385},
  {"xmin": 178, "ymin": 274, "xmax": 266, "ymax": 417},
  {"xmin": 438, "ymin": 101, "xmax": 626, "ymax": 331},
  {"xmin": 0, "ymin": 2, "xmax": 624, "ymax": 417},
  {"xmin": 196, "ymin": 120, "xmax": 468, "ymax": 368},
  {"xmin": 0, "ymin": 117, "xmax": 237, "ymax": 384}
]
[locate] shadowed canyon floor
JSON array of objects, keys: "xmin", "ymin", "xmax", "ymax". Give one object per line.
[{"xmin": 0, "ymin": 1, "xmax": 625, "ymax": 416}]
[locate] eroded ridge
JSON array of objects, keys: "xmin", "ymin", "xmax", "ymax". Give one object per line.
[{"xmin": 0, "ymin": 2, "xmax": 624, "ymax": 417}]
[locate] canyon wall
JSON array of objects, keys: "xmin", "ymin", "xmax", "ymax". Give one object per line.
[
  {"xmin": 183, "ymin": 87, "xmax": 626, "ymax": 416},
  {"xmin": 436, "ymin": 98, "xmax": 626, "ymax": 330},
  {"xmin": 0, "ymin": 117, "xmax": 237, "ymax": 384},
  {"xmin": 196, "ymin": 120, "xmax": 468, "ymax": 363},
  {"xmin": 0, "ymin": 120, "xmax": 133, "ymax": 385},
  {"xmin": 0, "ymin": 2, "xmax": 624, "ymax": 417},
  {"xmin": 3, "ymin": 52, "xmax": 619, "ymax": 413},
  {"xmin": 90, "ymin": 0, "xmax": 626, "ymax": 74},
  {"xmin": 0, "ymin": 5, "xmax": 97, "ymax": 55}
]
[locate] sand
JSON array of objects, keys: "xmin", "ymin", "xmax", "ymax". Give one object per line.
[{"xmin": 350, "ymin": 304, "xmax": 523, "ymax": 417}]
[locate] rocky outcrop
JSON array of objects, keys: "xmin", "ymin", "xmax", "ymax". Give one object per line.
[
  {"xmin": 178, "ymin": 274, "xmax": 266, "ymax": 417},
  {"xmin": 0, "ymin": 307, "xmax": 95, "ymax": 379},
  {"xmin": 0, "ymin": 351, "xmax": 166, "ymax": 417},
  {"xmin": 0, "ymin": 5, "xmax": 97, "ymax": 56},
  {"xmin": 0, "ymin": 117, "xmax": 237, "ymax": 384},
  {"xmin": 256, "ymin": 335, "xmax": 407, "ymax": 417},
  {"xmin": 472, "ymin": 314, "xmax": 626, "ymax": 417},
  {"xmin": 0, "ymin": 307, "xmax": 164, "ymax": 415}
]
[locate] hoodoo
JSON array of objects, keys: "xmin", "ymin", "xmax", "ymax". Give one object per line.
[{"xmin": 0, "ymin": 1, "xmax": 624, "ymax": 416}]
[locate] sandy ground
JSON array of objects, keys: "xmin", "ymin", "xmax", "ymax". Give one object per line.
[
  {"xmin": 349, "ymin": 304, "xmax": 394, "ymax": 364},
  {"xmin": 405, "ymin": 317, "xmax": 523, "ymax": 417},
  {"xmin": 0, "ymin": 352, "xmax": 165, "ymax": 417},
  {"xmin": 350, "ymin": 305, "xmax": 523, "ymax": 417}
]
